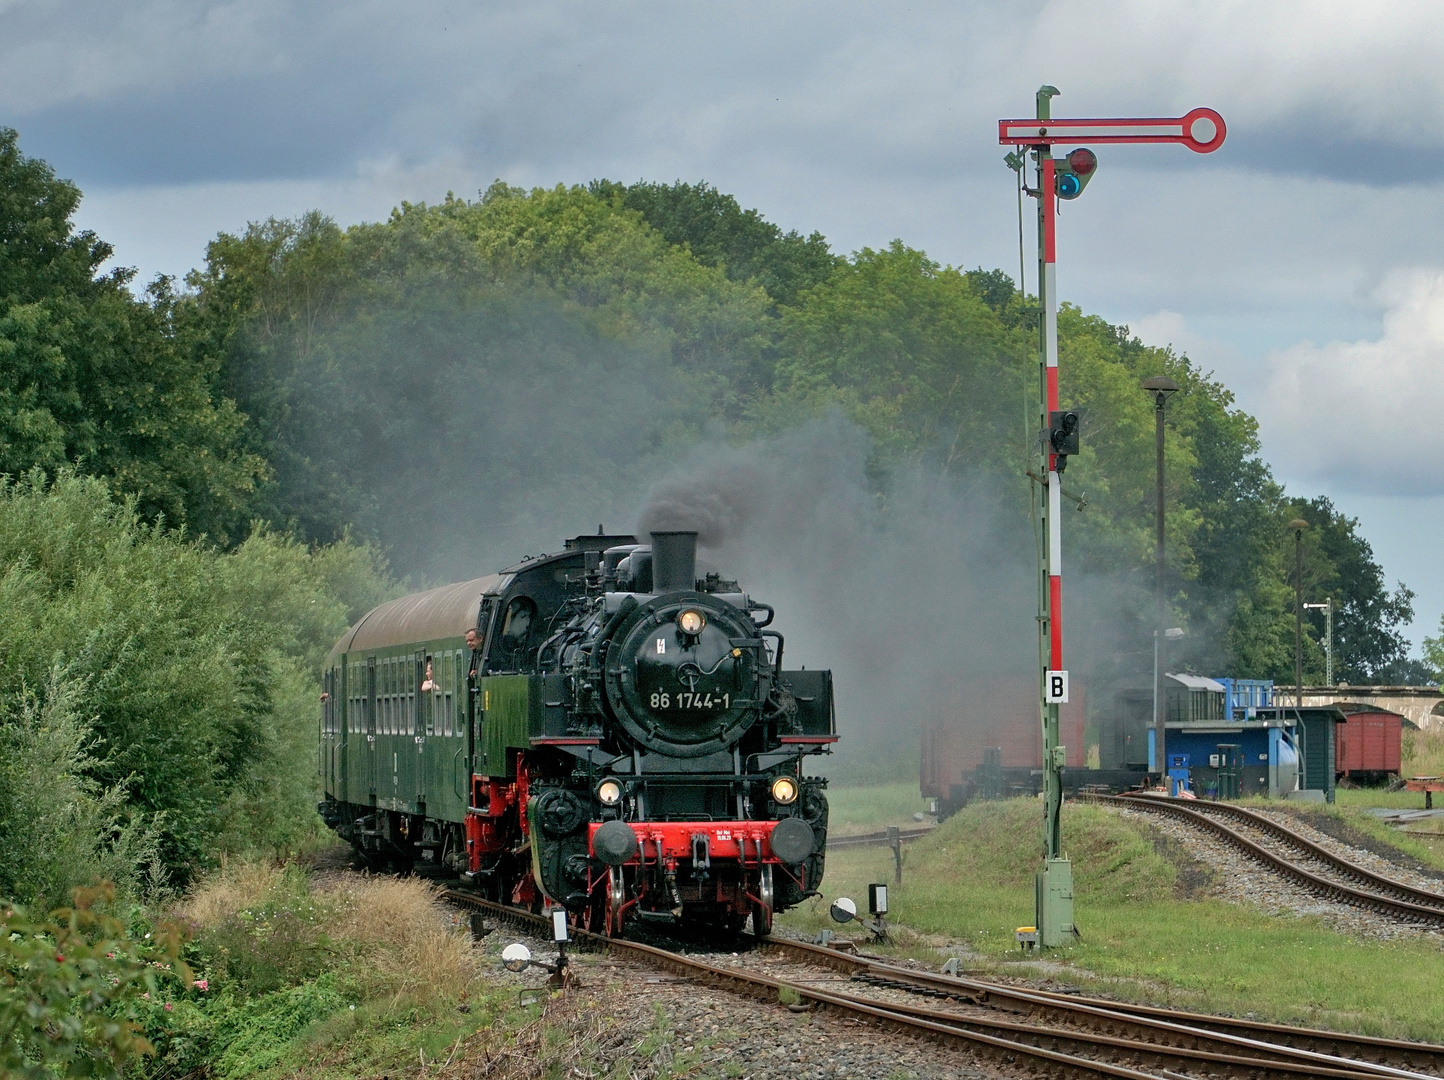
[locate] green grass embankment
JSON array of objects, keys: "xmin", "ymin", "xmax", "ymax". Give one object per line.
[{"xmin": 782, "ymin": 794, "xmax": 1444, "ymax": 1042}]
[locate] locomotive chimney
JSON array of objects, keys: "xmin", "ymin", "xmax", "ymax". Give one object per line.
[{"xmin": 650, "ymin": 531, "xmax": 698, "ymax": 593}]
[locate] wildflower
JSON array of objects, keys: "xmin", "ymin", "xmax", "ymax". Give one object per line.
[
  {"xmin": 164, "ymin": 1003, "xmax": 173, "ymax": 1011},
  {"xmin": 54, "ymin": 954, "xmax": 64, "ymax": 963},
  {"xmin": 194, "ymin": 979, "xmax": 209, "ymax": 992}
]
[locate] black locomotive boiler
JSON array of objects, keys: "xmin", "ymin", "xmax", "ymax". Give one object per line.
[{"xmin": 317, "ymin": 530, "xmax": 836, "ymax": 936}]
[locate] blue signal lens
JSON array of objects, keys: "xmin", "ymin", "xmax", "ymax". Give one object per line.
[{"xmin": 1057, "ymin": 173, "xmax": 1082, "ymax": 200}]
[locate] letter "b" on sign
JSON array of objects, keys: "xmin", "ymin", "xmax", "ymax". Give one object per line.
[{"xmin": 1045, "ymin": 670, "xmax": 1069, "ymax": 703}]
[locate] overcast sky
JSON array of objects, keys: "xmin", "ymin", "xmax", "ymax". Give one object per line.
[{"xmin": 5, "ymin": 0, "xmax": 1442, "ymax": 653}]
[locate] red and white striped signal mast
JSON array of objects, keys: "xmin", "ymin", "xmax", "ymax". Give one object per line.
[{"xmin": 1000, "ymin": 87, "xmax": 1225, "ymax": 947}]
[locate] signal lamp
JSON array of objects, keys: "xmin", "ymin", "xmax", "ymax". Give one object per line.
[
  {"xmin": 1054, "ymin": 147, "xmax": 1098, "ymax": 201},
  {"xmin": 677, "ymin": 609, "xmax": 706, "ymax": 635},
  {"xmin": 770, "ymin": 776, "xmax": 799, "ymax": 805},
  {"xmin": 597, "ymin": 779, "xmax": 623, "ymax": 806},
  {"xmin": 1067, "ymin": 147, "xmax": 1097, "ymax": 175}
]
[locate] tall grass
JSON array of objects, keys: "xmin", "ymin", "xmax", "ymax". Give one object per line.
[
  {"xmin": 144, "ymin": 861, "xmax": 497, "ymax": 1079},
  {"xmin": 1403, "ymin": 725, "xmax": 1444, "ymax": 777}
]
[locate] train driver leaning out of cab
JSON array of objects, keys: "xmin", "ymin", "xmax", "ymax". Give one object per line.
[{"xmin": 465, "ymin": 626, "xmax": 484, "ymax": 679}]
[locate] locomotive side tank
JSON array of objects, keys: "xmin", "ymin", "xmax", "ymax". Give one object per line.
[{"xmin": 317, "ymin": 530, "xmax": 835, "ymax": 936}]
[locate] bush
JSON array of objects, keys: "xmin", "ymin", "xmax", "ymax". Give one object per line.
[
  {"xmin": 0, "ymin": 471, "xmax": 397, "ymax": 903},
  {"xmin": 0, "ymin": 884, "xmax": 186, "ymax": 1079},
  {"xmin": 0, "ymin": 675, "xmax": 163, "ymax": 907}
]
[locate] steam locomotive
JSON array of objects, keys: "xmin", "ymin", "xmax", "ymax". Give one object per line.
[{"xmin": 317, "ymin": 530, "xmax": 835, "ymax": 936}]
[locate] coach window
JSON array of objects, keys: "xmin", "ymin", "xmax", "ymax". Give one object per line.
[
  {"xmin": 407, "ymin": 657, "xmax": 416, "ymax": 736},
  {"xmin": 441, "ymin": 650, "xmax": 453, "ymax": 736},
  {"xmin": 383, "ymin": 660, "xmax": 393, "ymax": 735},
  {"xmin": 391, "ymin": 658, "xmax": 399, "ymax": 735}
]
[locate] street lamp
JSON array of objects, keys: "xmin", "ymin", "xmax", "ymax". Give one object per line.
[
  {"xmin": 1304, "ymin": 598, "xmax": 1333, "ymax": 687},
  {"xmin": 1142, "ymin": 375, "xmax": 1179, "ymax": 779},
  {"xmin": 1289, "ymin": 519, "xmax": 1309, "ymax": 707}
]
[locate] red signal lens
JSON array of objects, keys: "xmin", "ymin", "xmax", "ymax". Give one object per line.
[{"xmin": 1067, "ymin": 148, "xmax": 1096, "ymax": 175}]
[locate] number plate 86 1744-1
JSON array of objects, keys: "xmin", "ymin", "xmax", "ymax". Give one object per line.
[{"xmin": 649, "ymin": 691, "xmax": 730, "ymax": 710}]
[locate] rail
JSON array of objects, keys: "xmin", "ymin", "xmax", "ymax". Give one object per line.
[
  {"xmin": 1095, "ymin": 793, "xmax": 1444, "ymax": 927},
  {"xmin": 826, "ymin": 826, "xmax": 933, "ymax": 850},
  {"xmin": 443, "ymin": 890, "xmax": 1440, "ymax": 1080}
]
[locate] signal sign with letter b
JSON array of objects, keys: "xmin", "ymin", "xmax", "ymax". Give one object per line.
[{"xmin": 1045, "ymin": 670, "xmax": 1069, "ymax": 703}]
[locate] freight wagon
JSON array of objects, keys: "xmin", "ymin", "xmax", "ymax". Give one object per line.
[{"xmin": 1335, "ymin": 709, "xmax": 1403, "ymax": 783}]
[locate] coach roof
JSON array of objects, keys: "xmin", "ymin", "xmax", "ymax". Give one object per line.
[{"xmin": 328, "ymin": 574, "xmax": 506, "ymax": 662}]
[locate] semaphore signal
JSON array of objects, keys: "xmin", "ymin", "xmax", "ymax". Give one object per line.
[
  {"xmin": 1002, "ymin": 86, "xmax": 1225, "ymax": 949},
  {"xmin": 999, "ymin": 107, "xmax": 1226, "ymax": 153}
]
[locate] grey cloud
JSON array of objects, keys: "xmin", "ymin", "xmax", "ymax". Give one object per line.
[{"xmin": 9, "ymin": 0, "xmax": 1442, "ymax": 196}]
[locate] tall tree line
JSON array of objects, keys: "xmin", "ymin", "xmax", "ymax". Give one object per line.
[{"xmin": 0, "ymin": 130, "xmax": 1431, "ymax": 695}]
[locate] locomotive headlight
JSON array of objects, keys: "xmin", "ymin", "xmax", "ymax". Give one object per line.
[
  {"xmin": 597, "ymin": 779, "xmax": 623, "ymax": 806},
  {"xmin": 770, "ymin": 776, "xmax": 799, "ymax": 805},
  {"xmin": 677, "ymin": 609, "xmax": 706, "ymax": 635}
]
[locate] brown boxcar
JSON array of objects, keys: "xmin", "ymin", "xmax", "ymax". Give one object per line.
[
  {"xmin": 920, "ymin": 677, "xmax": 1086, "ymax": 814},
  {"xmin": 1335, "ymin": 709, "xmax": 1402, "ymax": 780}
]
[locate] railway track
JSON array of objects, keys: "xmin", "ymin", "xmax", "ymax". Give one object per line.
[
  {"xmin": 443, "ymin": 889, "xmax": 1444, "ymax": 1080},
  {"xmin": 827, "ymin": 826, "xmax": 934, "ymax": 849},
  {"xmin": 1100, "ymin": 793, "xmax": 1444, "ymax": 926}
]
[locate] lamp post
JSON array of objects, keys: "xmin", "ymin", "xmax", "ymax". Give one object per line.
[
  {"xmin": 1304, "ymin": 599, "xmax": 1333, "ymax": 687},
  {"xmin": 1142, "ymin": 375, "xmax": 1179, "ymax": 779},
  {"xmin": 1290, "ymin": 520, "xmax": 1309, "ymax": 707}
]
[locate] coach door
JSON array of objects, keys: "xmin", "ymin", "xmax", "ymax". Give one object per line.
[
  {"xmin": 414, "ymin": 650, "xmax": 428, "ymax": 811},
  {"xmin": 366, "ymin": 655, "xmax": 378, "ymax": 804},
  {"xmin": 322, "ymin": 668, "xmax": 336, "ymax": 793},
  {"xmin": 338, "ymin": 658, "xmax": 349, "ymax": 802}
]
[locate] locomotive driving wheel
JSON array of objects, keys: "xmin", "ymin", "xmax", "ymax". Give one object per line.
[
  {"xmin": 605, "ymin": 867, "xmax": 626, "ymax": 937},
  {"xmin": 750, "ymin": 864, "xmax": 774, "ymax": 937}
]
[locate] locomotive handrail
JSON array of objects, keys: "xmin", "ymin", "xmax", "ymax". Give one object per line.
[
  {"xmin": 747, "ymin": 602, "xmax": 775, "ymax": 627},
  {"xmin": 762, "ymin": 630, "xmax": 784, "ymax": 672}
]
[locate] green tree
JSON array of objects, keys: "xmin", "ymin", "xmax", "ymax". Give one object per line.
[
  {"xmin": 766, "ymin": 241, "xmax": 1022, "ymax": 475},
  {"xmin": 1292, "ymin": 496, "xmax": 1415, "ymax": 683},
  {"xmin": 1423, "ymin": 616, "xmax": 1444, "ymax": 685},
  {"xmin": 186, "ymin": 189, "xmax": 756, "ymax": 576},
  {"xmin": 0, "ymin": 129, "xmax": 266, "ymax": 541},
  {"xmin": 590, "ymin": 179, "xmax": 839, "ymax": 308}
]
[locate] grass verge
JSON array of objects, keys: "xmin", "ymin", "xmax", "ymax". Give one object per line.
[{"xmin": 782, "ymin": 793, "xmax": 1444, "ymax": 1042}]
